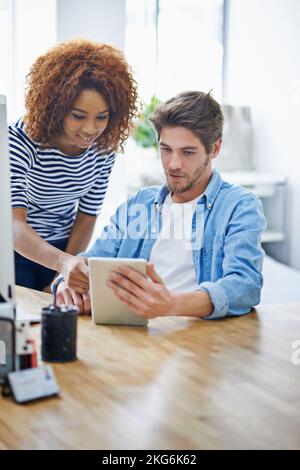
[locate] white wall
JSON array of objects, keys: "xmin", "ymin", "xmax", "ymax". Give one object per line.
[
  {"xmin": 225, "ymin": 0, "xmax": 300, "ymax": 269},
  {"xmin": 12, "ymin": 0, "xmax": 57, "ymax": 120},
  {"xmin": 0, "ymin": 1, "xmax": 11, "ymax": 116},
  {"xmin": 57, "ymin": 0, "xmax": 126, "ymax": 49},
  {"xmin": 9, "ymin": 0, "xmax": 126, "ymax": 120}
]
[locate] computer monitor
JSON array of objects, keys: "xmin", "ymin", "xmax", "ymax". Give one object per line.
[{"xmin": 0, "ymin": 95, "xmax": 15, "ymax": 303}]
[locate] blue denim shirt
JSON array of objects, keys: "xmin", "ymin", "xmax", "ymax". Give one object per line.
[{"xmin": 77, "ymin": 169, "xmax": 267, "ymax": 320}]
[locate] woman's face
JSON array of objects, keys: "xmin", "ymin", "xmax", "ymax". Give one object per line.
[{"xmin": 61, "ymin": 89, "xmax": 109, "ymax": 151}]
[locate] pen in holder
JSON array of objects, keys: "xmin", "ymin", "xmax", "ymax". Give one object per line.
[{"xmin": 41, "ymin": 305, "xmax": 78, "ymax": 363}]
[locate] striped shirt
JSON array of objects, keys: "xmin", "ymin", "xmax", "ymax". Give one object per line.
[{"xmin": 9, "ymin": 118, "xmax": 116, "ymax": 242}]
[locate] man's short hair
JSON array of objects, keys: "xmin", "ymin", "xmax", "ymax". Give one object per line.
[{"xmin": 150, "ymin": 91, "xmax": 224, "ymax": 154}]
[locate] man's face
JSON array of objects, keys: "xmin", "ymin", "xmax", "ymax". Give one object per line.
[{"xmin": 159, "ymin": 126, "xmax": 220, "ymax": 202}]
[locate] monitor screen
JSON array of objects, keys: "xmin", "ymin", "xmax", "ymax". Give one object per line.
[{"xmin": 0, "ymin": 95, "xmax": 15, "ymax": 303}]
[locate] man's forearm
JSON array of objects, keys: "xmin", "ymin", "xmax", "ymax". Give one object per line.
[{"xmin": 173, "ymin": 290, "xmax": 213, "ymax": 318}]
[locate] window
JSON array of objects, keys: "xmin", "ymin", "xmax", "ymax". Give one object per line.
[
  {"xmin": 125, "ymin": 0, "xmax": 224, "ymax": 103},
  {"xmin": 125, "ymin": 0, "xmax": 158, "ymax": 103}
]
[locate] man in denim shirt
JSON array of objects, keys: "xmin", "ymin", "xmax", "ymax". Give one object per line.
[{"xmin": 53, "ymin": 91, "xmax": 266, "ymax": 320}]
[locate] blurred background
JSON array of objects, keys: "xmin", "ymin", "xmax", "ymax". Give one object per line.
[{"xmin": 1, "ymin": 0, "xmax": 300, "ymax": 302}]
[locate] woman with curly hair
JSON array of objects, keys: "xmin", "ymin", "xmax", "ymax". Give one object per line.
[{"xmin": 9, "ymin": 38, "xmax": 138, "ymax": 300}]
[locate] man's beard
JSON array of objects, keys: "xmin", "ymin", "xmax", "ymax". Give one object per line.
[{"xmin": 165, "ymin": 155, "xmax": 210, "ymax": 194}]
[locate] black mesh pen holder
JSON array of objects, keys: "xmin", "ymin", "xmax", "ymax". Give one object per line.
[{"xmin": 41, "ymin": 305, "xmax": 78, "ymax": 363}]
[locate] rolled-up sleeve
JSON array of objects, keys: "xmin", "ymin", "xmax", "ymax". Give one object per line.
[{"xmin": 199, "ymin": 194, "xmax": 267, "ymax": 320}]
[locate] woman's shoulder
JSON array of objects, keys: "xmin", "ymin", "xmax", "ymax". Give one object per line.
[
  {"xmin": 9, "ymin": 117, "xmax": 38, "ymax": 148},
  {"xmin": 9, "ymin": 117, "xmax": 27, "ymax": 134},
  {"xmin": 9, "ymin": 118, "xmax": 40, "ymax": 165}
]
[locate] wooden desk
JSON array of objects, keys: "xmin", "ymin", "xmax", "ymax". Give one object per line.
[{"xmin": 0, "ymin": 286, "xmax": 300, "ymax": 450}]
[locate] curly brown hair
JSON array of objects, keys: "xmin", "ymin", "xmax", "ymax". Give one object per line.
[{"xmin": 24, "ymin": 38, "xmax": 139, "ymax": 151}]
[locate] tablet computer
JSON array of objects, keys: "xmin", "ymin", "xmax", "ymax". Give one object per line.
[{"xmin": 88, "ymin": 257, "xmax": 148, "ymax": 326}]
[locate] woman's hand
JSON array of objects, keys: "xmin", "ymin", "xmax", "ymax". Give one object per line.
[
  {"xmin": 56, "ymin": 280, "xmax": 91, "ymax": 314},
  {"xmin": 61, "ymin": 255, "xmax": 90, "ymax": 293}
]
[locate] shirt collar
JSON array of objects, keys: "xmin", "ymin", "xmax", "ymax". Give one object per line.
[{"xmin": 154, "ymin": 169, "xmax": 223, "ymax": 210}]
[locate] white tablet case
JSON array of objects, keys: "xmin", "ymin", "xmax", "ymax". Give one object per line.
[{"xmin": 88, "ymin": 257, "xmax": 148, "ymax": 326}]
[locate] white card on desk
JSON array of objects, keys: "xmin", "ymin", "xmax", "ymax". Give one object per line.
[
  {"xmin": 16, "ymin": 307, "xmax": 41, "ymax": 323},
  {"xmin": 8, "ymin": 365, "xmax": 60, "ymax": 403}
]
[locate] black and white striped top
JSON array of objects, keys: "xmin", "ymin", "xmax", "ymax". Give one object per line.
[{"xmin": 9, "ymin": 118, "xmax": 116, "ymax": 242}]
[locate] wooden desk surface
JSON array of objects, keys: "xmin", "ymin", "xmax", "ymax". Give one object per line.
[{"xmin": 0, "ymin": 286, "xmax": 300, "ymax": 450}]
